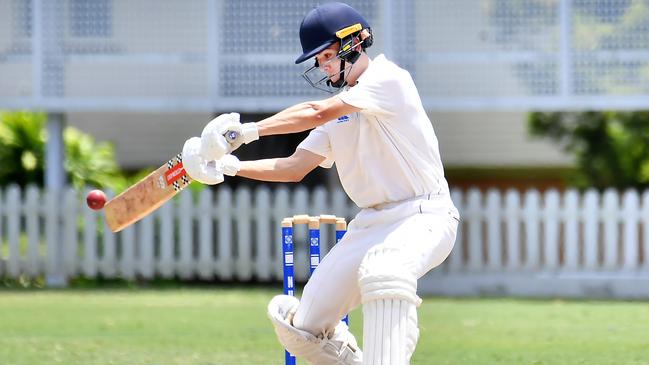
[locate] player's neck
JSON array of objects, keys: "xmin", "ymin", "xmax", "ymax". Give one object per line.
[{"xmin": 345, "ymin": 53, "xmax": 369, "ymax": 87}]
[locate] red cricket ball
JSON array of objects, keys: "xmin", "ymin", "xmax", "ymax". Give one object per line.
[{"xmin": 86, "ymin": 189, "xmax": 107, "ymax": 210}]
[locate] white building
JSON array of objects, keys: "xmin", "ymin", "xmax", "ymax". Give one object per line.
[{"xmin": 2, "ymin": 0, "xmax": 648, "ymax": 184}]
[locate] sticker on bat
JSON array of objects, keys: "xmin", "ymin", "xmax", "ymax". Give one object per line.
[{"xmin": 164, "ymin": 162, "xmax": 186, "ymax": 186}]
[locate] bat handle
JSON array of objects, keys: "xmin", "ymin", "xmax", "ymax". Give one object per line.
[{"xmin": 225, "ymin": 131, "xmax": 239, "ymax": 142}]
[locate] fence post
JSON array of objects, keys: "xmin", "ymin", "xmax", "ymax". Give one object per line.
[
  {"xmin": 543, "ymin": 189, "xmax": 561, "ymax": 271},
  {"xmin": 583, "ymin": 189, "xmax": 599, "ymax": 270},
  {"xmin": 622, "ymin": 190, "xmax": 639, "ymax": 272},
  {"xmin": 198, "ymin": 188, "xmax": 215, "ymax": 280},
  {"xmin": 120, "ymin": 225, "xmax": 136, "ymax": 280},
  {"xmin": 504, "ymin": 189, "xmax": 521, "ymax": 271},
  {"xmin": 138, "ymin": 214, "xmax": 155, "ymax": 279},
  {"xmin": 563, "ymin": 189, "xmax": 579, "ymax": 271},
  {"xmin": 62, "ymin": 187, "xmax": 79, "ymax": 278},
  {"xmin": 101, "ymin": 213, "xmax": 117, "ymax": 278},
  {"xmin": 642, "ymin": 191, "xmax": 649, "ymax": 271},
  {"xmin": 254, "ymin": 186, "xmax": 272, "ymax": 281},
  {"xmin": 485, "ymin": 189, "xmax": 501, "ymax": 271},
  {"xmin": 7, "ymin": 186, "xmax": 21, "ymax": 277},
  {"xmin": 178, "ymin": 191, "xmax": 194, "ymax": 279},
  {"xmin": 640, "ymin": 190, "xmax": 649, "ymax": 273},
  {"xmin": 46, "ymin": 187, "xmax": 68, "ymax": 285},
  {"xmin": 235, "ymin": 188, "xmax": 252, "ymax": 281},
  {"xmin": 25, "ymin": 186, "xmax": 40, "ymax": 277},
  {"xmin": 602, "ymin": 189, "xmax": 619, "ymax": 270},
  {"xmin": 523, "ymin": 190, "xmax": 541, "ymax": 270},
  {"xmin": 273, "ymin": 187, "xmax": 291, "ymax": 281},
  {"xmin": 466, "ymin": 189, "xmax": 482, "ymax": 272},
  {"xmin": 332, "ymin": 189, "xmax": 348, "ymax": 221},
  {"xmin": 82, "ymin": 191, "xmax": 98, "ymax": 278},
  {"xmin": 216, "ymin": 186, "xmax": 233, "ymax": 280},
  {"xmin": 292, "ymin": 187, "xmax": 310, "ymax": 281},
  {"xmin": 158, "ymin": 201, "xmax": 174, "ymax": 278}
]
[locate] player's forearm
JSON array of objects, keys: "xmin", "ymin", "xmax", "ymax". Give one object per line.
[
  {"xmin": 236, "ymin": 158, "xmax": 305, "ymax": 182},
  {"xmin": 255, "ymin": 101, "xmax": 330, "ymax": 137}
]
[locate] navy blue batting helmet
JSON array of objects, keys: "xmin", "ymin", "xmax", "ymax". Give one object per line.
[{"xmin": 295, "ymin": 2, "xmax": 370, "ymax": 64}]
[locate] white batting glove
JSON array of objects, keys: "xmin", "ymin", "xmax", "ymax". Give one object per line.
[
  {"xmin": 219, "ymin": 154, "xmax": 240, "ymax": 176},
  {"xmin": 224, "ymin": 122, "xmax": 259, "ymax": 151},
  {"xmin": 200, "ymin": 113, "xmax": 240, "ymax": 160},
  {"xmin": 182, "ymin": 137, "xmax": 224, "ymax": 185}
]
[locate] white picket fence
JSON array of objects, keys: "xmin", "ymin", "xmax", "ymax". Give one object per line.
[
  {"xmin": 0, "ymin": 184, "xmax": 359, "ymax": 285},
  {"xmin": 425, "ymin": 188, "xmax": 649, "ymax": 298},
  {"xmin": 2, "ymin": 185, "xmax": 649, "ymax": 298}
]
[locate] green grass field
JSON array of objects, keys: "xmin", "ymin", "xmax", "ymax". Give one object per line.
[{"xmin": 1, "ymin": 287, "xmax": 648, "ymax": 365}]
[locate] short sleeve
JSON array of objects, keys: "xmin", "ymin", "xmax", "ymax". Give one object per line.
[
  {"xmin": 337, "ymin": 63, "xmax": 401, "ymax": 117},
  {"xmin": 296, "ymin": 126, "xmax": 335, "ymax": 168}
]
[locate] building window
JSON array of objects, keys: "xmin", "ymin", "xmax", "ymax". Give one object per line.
[
  {"xmin": 12, "ymin": 0, "xmax": 32, "ymax": 38},
  {"xmin": 70, "ymin": 0, "xmax": 112, "ymax": 37}
]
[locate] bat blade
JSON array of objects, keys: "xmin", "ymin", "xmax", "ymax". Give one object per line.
[{"xmin": 104, "ymin": 153, "xmax": 192, "ymax": 232}]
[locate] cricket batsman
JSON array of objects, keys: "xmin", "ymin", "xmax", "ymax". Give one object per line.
[{"xmin": 181, "ymin": 2, "xmax": 460, "ymax": 364}]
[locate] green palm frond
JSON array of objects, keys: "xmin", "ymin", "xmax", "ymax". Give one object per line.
[
  {"xmin": 0, "ymin": 111, "xmax": 46, "ymax": 186},
  {"xmin": 0, "ymin": 111, "xmax": 128, "ymax": 191}
]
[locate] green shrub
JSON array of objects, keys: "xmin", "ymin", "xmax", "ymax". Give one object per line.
[
  {"xmin": 528, "ymin": 111, "xmax": 649, "ymax": 190},
  {"xmin": 0, "ymin": 111, "xmax": 126, "ymax": 191}
]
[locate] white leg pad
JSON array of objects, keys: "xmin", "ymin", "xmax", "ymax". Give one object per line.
[
  {"xmin": 362, "ymin": 298, "xmax": 419, "ymax": 365},
  {"xmin": 358, "ymin": 245, "xmax": 422, "ymax": 365},
  {"xmin": 267, "ymin": 295, "xmax": 363, "ymax": 365}
]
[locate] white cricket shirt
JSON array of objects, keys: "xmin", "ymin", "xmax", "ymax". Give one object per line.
[{"xmin": 297, "ymin": 54, "xmax": 449, "ymax": 208}]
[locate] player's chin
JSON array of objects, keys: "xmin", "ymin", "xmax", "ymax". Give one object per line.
[{"xmin": 328, "ymin": 75, "xmax": 341, "ymax": 83}]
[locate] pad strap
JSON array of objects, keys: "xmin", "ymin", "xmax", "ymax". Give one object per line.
[{"xmin": 358, "ymin": 246, "xmax": 422, "ymax": 306}]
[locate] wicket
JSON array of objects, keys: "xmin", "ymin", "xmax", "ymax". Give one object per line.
[{"xmin": 281, "ymin": 214, "xmax": 348, "ymax": 365}]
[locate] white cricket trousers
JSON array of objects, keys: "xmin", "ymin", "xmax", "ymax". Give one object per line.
[{"xmin": 292, "ymin": 193, "xmax": 460, "ymax": 337}]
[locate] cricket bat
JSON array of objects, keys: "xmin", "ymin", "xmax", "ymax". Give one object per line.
[{"xmin": 104, "ymin": 153, "xmax": 191, "ymax": 232}]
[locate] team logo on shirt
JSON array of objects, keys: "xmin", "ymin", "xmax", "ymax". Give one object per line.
[{"xmin": 337, "ymin": 115, "xmax": 350, "ymax": 123}]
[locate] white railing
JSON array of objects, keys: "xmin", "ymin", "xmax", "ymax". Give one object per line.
[
  {"xmin": 2, "ymin": 185, "xmax": 649, "ymax": 298},
  {"xmin": 425, "ymin": 188, "xmax": 649, "ymax": 298},
  {"xmin": 0, "ymin": 185, "xmax": 359, "ymax": 284}
]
